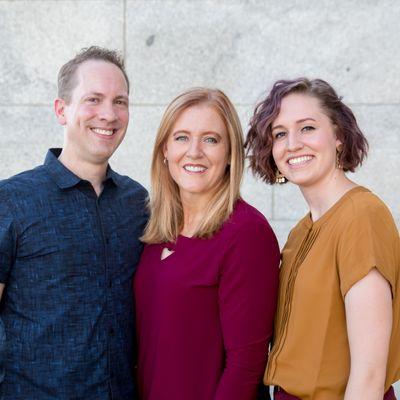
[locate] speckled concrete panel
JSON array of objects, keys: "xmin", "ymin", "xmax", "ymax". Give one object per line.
[
  {"xmin": 0, "ymin": 106, "xmax": 62, "ymax": 179},
  {"xmin": 126, "ymin": 0, "xmax": 400, "ymax": 105},
  {"xmin": 269, "ymin": 219, "xmax": 298, "ymax": 249},
  {"xmin": 111, "ymin": 105, "xmax": 165, "ymax": 189},
  {"xmin": 352, "ymin": 147, "xmax": 399, "ymax": 224},
  {"xmin": 0, "ymin": 0, "xmax": 124, "ymax": 105},
  {"xmin": 241, "ymin": 169, "xmax": 273, "ymax": 219},
  {"xmin": 352, "ymin": 104, "xmax": 400, "ymax": 150},
  {"xmin": 273, "ymin": 183, "xmax": 308, "ymax": 220},
  {"xmin": 236, "ymin": 105, "xmax": 274, "ymax": 218}
]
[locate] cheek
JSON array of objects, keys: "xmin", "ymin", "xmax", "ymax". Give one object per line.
[
  {"xmin": 213, "ymin": 145, "xmax": 230, "ymax": 164},
  {"xmin": 72, "ymin": 106, "xmax": 95, "ymax": 123},
  {"xmin": 272, "ymin": 142, "xmax": 282, "ymax": 162},
  {"xmin": 118, "ymin": 109, "xmax": 129, "ymax": 123}
]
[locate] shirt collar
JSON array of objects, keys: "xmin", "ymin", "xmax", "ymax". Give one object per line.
[{"xmin": 44, "ymin": 148, "xmax": 120, "ymax": 189}]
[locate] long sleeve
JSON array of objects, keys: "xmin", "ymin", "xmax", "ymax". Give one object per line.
[
  {"xmin": 0, "ymin": 187, "xmax": 17, "ymax": 283},
  {"xmin": 215, "ymin": 219, "xmax": 280, "ymax": 400}
]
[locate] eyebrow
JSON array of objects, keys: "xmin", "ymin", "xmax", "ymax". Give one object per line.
[
  {"xmin": 173, "ymin": 130, "xmax": 223, "ymax": 138},
  {"xmin": 82, "ymin": 92, "xmax": 129, "ymax": 100},
  {"xmin": 272, "ymin": 118, "xmax": 316, "ymax": 130}
]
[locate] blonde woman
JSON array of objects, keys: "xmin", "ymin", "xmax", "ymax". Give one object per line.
[{"xmin": 134, "ymin": 88, "xmax": 280, "ymax": 400}]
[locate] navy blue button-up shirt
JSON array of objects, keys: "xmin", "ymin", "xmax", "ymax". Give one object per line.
[{"xmin": 0, "ymin": 149, "xmax": 148, "ymax": 399}]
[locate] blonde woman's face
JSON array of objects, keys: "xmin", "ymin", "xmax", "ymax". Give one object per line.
[{"xmin": 163, "ymin": 104, "xmax": 230, "ymax": 204}]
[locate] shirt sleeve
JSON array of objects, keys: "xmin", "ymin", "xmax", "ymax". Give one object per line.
[
  {"xmin": 0, "ymin": 190, "xmax": 17, "ymax": 283},
  {"xmin": 337, "ymin": 200, "xmax": 399, "ymax": 297},
  {"xmin": 214, "ymin": 219, "xmax": 280, "ymax": 400}
]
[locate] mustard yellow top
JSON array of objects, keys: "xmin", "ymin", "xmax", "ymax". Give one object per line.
[{"xmin": 265, "ymin": 186, "xmax": 400, "ymax": 400}]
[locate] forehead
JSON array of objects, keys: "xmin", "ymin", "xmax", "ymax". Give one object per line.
[
  {"xmin": 274, "ymin": 93, "xmax": 324, "ymax": 123},
  {"xmin": 173, "ymin": 104, "xmax": 226, "ymax": 131},
  {"xmin": 73, "ymin": 60, "xmax": 128, "ymax": 95}
]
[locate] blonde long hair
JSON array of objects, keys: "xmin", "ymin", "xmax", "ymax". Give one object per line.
[{"xmin": 141, "ymin": 87, "xmax": 244, "ymax": 244}]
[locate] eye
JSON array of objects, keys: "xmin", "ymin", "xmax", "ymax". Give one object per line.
[
  {"xmin": 273, "ymin": 131, "xmax": 286, "ymax": 140},
  {"xmin": 86, "ymin": 97, "xmax": 99, "ymax": 104},
  {"xmin": 115, "ymin": 99, "xmax": 128, "ymax": 106},
  {"xmin": 174, "ymin": 135, "xmax": 188, "ymax": 142},
  {"xmin": 301, "ymin": 125, "xmax": 315, "ymax": 132},
  {"xmin": 204, "ymin": 136, "xmax": 218, "ymax": 144}
]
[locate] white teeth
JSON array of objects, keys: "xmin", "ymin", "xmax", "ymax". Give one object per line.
[
  {"xmin": 288, "ymin": 155, "xmax": 313, "ymax": 165},
  {"xmin": 184, "ymin": 165, "xmax": 207, "ymax": 172},
  {"xmin": 92, "ymin": 128, "xmax": 114, "ymax": 136}
]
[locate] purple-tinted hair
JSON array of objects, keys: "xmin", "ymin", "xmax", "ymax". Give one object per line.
[{"xmin": 245, "ymin": 78, "xmax": 369, "ymax": 184}]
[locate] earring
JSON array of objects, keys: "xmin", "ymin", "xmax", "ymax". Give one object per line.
[
  {"xmin": 275, "ymin": 170, "xmax": 286, "ymax": 184},
  {"xmin": 163, "ymin": 157, "xmax": 167, "ymax": 165},
  {"xmin": 336, "ymin": 148, "xmax": 342, "ymax": 169}
]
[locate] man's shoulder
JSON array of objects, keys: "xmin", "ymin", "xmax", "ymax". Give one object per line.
[
  {"xmin": 113, "ymin": 172, "xmax": 148, "ymax": 196},
  {"xmin": 0, "ymin": 165, "xmax": 49, "ymax": 195}
]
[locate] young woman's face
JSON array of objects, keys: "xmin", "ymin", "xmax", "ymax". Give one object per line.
[
  {"xmin": 271, "ymin": 93, "xmax": 342, "ymax": 189},
  {"xmin": 163, "ymin": 104, "xmax": 230, "ymax": 203}
]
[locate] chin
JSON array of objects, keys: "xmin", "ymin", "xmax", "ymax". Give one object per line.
[{"xmin": 90, "ymin": 152, "xmax": 113, "ymax": 164}]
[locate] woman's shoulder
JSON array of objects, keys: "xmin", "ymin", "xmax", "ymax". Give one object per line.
[
  {"xmin": 342, "ymin": 186, "xmax": 395, "ymax": 225},
  {"xmin": 221, "ymin": 199, "xmax": 276, "ymax": 240}
]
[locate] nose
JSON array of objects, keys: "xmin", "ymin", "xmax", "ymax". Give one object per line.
[
  {"xmin": 286, "ymin": 130, "xmax": 304, "ymax": 152},
  {"xmin": 186, "ymin": 137, "xmax": 203, "ymax": 159},
  {"xmin": 98, "ymin": 102, "xmax": 117, "ymax": 122}
]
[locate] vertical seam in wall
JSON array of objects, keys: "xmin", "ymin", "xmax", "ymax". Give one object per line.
[
  {"xmin": 123, "ymin": 0, "xmax": 127, "ymax": 58},
  {"xmin": 271, "ymin": 185, "xmax": 275, "ymax": 220}
]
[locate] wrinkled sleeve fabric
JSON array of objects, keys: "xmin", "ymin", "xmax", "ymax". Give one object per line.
[
  {"xmin": 0, "ymin": 187, "xmax": 17, "ymax": 284},
  {"xmin": 215, "ymin": 219, "xmax": 280, "ymax": 400},
  {"xmin": 337, "ymin": 199, "xmax": 399, "ymax": 298}
]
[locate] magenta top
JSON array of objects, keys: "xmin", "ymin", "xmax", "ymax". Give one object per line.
[{"xmin": 134, "ymin": 200, "xmax": 280, "ymax": 400}]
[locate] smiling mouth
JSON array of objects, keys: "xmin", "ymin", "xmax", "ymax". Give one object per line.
[
  {"xmin": 91, "ymin": 128, "xmax": 116, "ymax": 136},
  {"xmin": 287, "ymin": 155, "xmax": 314, "ymax": 166},
  {"xmin": 183, "ymin": 165, "xmax": 207, "ymax": 173}
]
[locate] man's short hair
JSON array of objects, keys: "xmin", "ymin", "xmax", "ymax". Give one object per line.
[{"xmin": 57, "ymin": 46, "xmax": 130, "ymax": 103}]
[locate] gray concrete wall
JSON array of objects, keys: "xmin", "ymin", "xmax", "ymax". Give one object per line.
[{"xmin": 0, "ymin": 0, "xmax": 399, "ymax": 394}]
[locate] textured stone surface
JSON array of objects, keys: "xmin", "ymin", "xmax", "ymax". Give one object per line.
[
  {"xmin": 111, "ymin": 105, "xmax": 165, "ymax": 188},
  {"xmin": 0, "ymin": 106, "xmax": 62, "ymax": 178},
  {"xmin": 352, "ymin": 104, "xmax": 400, "ymax": 150},
  {"xmin": 0, "ymin": 0, "xmax": 124, "ymax": 105},
  {"xmin": 0, "ymin": 1, "xmax": 399, "ymax": 395},
  {"xmin": 269, "ymin": 219, "xmax": 298, "ymax": 249},
  {"xmin": 126, "ymin": 0, "xmax": 400, "ymax": 105},
  {"xmin": 241, "ymin": 168, "xmax": 273, "ymax": 219}
]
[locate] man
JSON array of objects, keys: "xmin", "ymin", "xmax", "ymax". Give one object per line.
[{"xmin": 0, "ymin": 47, "xmax": 148, "ymax": 399}]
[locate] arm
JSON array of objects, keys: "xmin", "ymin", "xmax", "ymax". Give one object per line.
[
  {"xmin": 214, "ymin": 221, "xmax": 280, "ymax": 400},
  {"xmin": 344, "ymin": 268, "xmax": 392, "ymax": 400},
  {"xmin": 0, "ymin": 283, "xmax": 4, "ymax": 300}
]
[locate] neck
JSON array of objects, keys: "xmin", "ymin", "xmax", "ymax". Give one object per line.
[
  {"xmin": 300, "ymin": 171, "xmax": 357, "ymax": 222},
  {"xmin": 180, "ymin": 192, "xmax": 211, "ymax": 237},
  {"xmin": 58, "ymin": 148, "xmax": 108, "ymax": 197}
]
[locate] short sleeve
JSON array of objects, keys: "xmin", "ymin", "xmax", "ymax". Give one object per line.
[
  {"xmin": 337, "ymin": 201, "xmax": 399, "ymax": 297},
  {"xmin": 0, "ymin": 190, "xmax": 17, "ymax": 283}
]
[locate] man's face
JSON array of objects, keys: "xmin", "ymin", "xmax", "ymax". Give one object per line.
[{"xmin": 55, "ymin": 60, "xmax": 129, "ymax": 166}]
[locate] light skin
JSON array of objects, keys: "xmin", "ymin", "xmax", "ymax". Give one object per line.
[
  {"xmin": 272, "ymin": 93, "xmax": 392, "ymax": 400},
  {"xmin": 163, "ymin": 104, "xmax": 230, "ymax": 237},
  {"xmin": 0, "ymin": 61, "xmax": 130, "ymax": 300},
  {"xmin": 54, "ymin": 60, "xmax": 129, "ymax": 196}
]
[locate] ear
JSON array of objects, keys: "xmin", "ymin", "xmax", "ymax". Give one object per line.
[
  {"xmin": 335, "ymin": 138, "xmax": 343, "ymax": 151},
  {"xmin": 54, "ymin": 98, "xmax": 67, "ymax": 126},
  {"xmin": 162, "ymin": 142, "xmax": 168, "ymax": 159}
]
